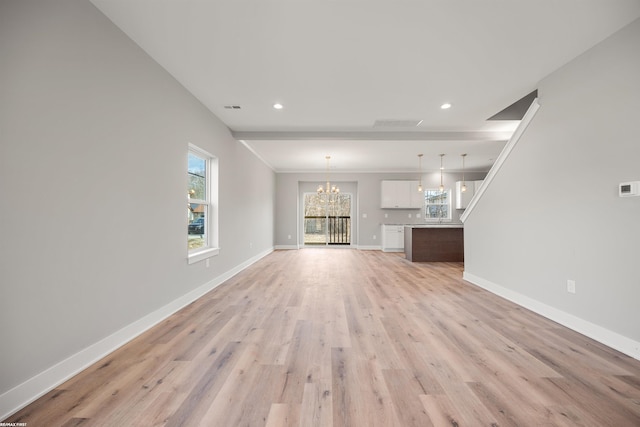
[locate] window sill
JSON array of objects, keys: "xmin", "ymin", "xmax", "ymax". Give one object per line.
[{"xmin": 188, "ymin": 247, "xmax": 220, "ymax": 264}]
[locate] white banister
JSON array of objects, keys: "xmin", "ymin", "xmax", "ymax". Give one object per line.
[{"xmin": 460, "ymin": 98, "xmax": 540, "ymax": 223}]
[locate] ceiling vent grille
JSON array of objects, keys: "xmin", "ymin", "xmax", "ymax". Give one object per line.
[
  {"xmin": 373, "ymin": 119, "xmax": 423, "ymax": 128},
  {"xmin": 224, "ymin": 105, "xmax": 242, "ymax": 109}
]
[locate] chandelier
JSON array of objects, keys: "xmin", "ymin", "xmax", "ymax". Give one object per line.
[{"xmin": 317, "ymin": 155, "xmax": 340, "ymax": 194}]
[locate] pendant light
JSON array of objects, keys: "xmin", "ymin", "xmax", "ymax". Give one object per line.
[
  {"xmin": 439, "ymin": 154, "xmax": 445, "ymax": 192},
  {"xmin": 317, "ymin": 156, "xmax": 339, "ymax": 195},
  {"xmin": 461, "ymin": 153, "xmax": 467, "ymax": 192},
  {"xmin": 417, "ymin": 154, "xmax": 423, "ymax": 192}
]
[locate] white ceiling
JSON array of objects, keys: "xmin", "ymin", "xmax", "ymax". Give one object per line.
[{"xmin": 91, "ymin": 0, "xmax": 640, "ymax": 172}]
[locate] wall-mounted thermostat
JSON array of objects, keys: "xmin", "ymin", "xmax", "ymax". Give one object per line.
[{"xmin": 619, "ymin": 181, "xmax": 640, "ymax": 197}]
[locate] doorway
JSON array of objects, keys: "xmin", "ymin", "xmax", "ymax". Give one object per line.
[{"xmin": 303, "ymin": 192, "xmax": 351, "ymax": 246}]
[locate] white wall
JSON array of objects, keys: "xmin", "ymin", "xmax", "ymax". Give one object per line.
[
  {"xmin": 0, "ymin": 0, "xmax": 275, "ymax": 414},
  {"xmin": 464, "ymin": 19, "xmax": 640, "ymax": 357},
  {"xmin": 276, "ymin": 171, "xmax": 486, "ymax": 248}
]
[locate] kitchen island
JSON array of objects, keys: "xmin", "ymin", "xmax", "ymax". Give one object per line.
[{"xmin": 404, "ymin": 225, "xmax": 464, "ymax": 262}]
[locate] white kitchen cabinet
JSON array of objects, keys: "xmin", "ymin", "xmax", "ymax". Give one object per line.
[
  {"xmin": 381, "ymin": 180, "xmax": 421, "ymax": 209},
  {"xmin": 455, "ymin": 180, "xmax": 484, "ymax": 209},
  {"xmin": 381, "ymin": 225, "xmax": 404, "ymax": 252}
]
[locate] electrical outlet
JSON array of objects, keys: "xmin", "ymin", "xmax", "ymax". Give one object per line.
[
  {"xmin": 205, "ymin": 259, "xmax": 210, "ymax": 268},
  {"xmin": 567, "ymin": 279, "xmax": 576, "ymax": 294},
  {"xmin": 287, "ymin": 234, "xmax": 291, "ymax": 240},
  {"xmin": 384, "ymin": 213, "xmax": 388, "ymax": 218},
  {"xmin": 408, "ymin": 213, "xmax": 412, "ymax": 218},
  {"xmin": 373, "ymin": 235, "xmax": 376, "ymax": 240},
  {"xmin": 362, "ymin": 213, "xmax": 367, "ymax": 218}
]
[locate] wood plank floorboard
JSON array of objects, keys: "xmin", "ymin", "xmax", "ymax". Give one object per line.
[{"xmin": 5, "ymin": 249, "xmax": 640, "ymax": 426}]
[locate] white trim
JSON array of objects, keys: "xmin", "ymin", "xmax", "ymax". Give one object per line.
[
  {"xmin": 460, "ymin": 98, "xmax": 540, "ymax": 223},
  {"xmin": 357, "ymin": 245, "xmax": 382, "ymax": 251},
  {"xmin": 237, "ymin": 139, "xmax": 275, "ymax": 171},
  {"xmin": 462, "ymin": 271, "xmax": 640, "ymax": 361},
  {"xmin": 274, "ymin": 245, "xmax": 299, "ymax": 250},
  {"xmin": 0, "ymin": 248, "xmax": 274, "ymax": 421},
  {"xmin": 232, "ymin": 129, "xmax": 512, "ymax": 142},
  {"xmin": 188, "ymin": 143, "xmax": 219, "ymax": 258},
  {"xmin": 300, "ymin": 190, "xmax": 354, "ymax": 249},
  {"xmin": 187, "ymin": 247, "xmax": 219, "ymax": 264},
  {"xmin": 424, "ymin": 188, "xmax": 452, "ymax": 222},
  {"xmin": 301, "ymin": 245, "xmax": 354, "ymax": 250}
]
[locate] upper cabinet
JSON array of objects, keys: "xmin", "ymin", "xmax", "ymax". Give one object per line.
[
  {"xmin": 455, "ymin": 180, "xmax": 484, "ymax": 209},
  {"xmin": 381, "ymin": 180, "xmax": 423, "ymax": 209}
]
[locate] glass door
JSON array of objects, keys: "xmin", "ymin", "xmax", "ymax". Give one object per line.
[{"xmin": 303, "ymin": 193, "xmax": 351, "ymax": 246}]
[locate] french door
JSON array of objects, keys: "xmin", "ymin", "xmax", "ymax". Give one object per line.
[{"xmin": 303, "ymin": 193, "xmax": 351, "ymax": 246}]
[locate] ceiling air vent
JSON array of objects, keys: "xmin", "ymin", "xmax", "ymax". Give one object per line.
[
  {"xmin": 224, "ymin": 105, "xmax": 242, "ymax": 109},
  {"xmin": 373, "ymin": 119, "xmax": 423, "ymax": 128}
]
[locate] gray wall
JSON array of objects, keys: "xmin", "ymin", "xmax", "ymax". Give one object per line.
[
  {"xmin": 0, "ymin": 0, "xmax": 275, "ymax": 398},
  {"xmin": 464, "ymin": 19, "xmax": 640, "ymax": 346},
  {"xmin": 276, "ymin": 171, "xmax": 486, "ymax": 248}
]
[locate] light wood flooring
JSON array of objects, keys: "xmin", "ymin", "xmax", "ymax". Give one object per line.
[{"xmin": 6, "ymin": 249, "xmax": 640, "ymax": 426}]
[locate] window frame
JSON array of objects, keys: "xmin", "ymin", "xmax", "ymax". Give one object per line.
[
  {"xmin": 423, "ymin": 188, "xmax": 452, "ymax": 222},
  {"xmin": 187, "ymin": 143, "xmax": 219, "ymax": 264}
]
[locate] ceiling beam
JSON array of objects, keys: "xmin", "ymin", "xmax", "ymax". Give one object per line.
[{"xmin": 231, "ymin": 130, "xmax": 511, "ymax": 142}]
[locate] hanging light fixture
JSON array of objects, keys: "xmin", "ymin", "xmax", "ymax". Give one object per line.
[
  {"xmin": 317, "ymin": 155, "xmax": 339, "ymax": 195},
  {"xmin": 461, "ymin": 153, "xmax": 467, "ymax": 192},
  {"xmin": 439, "ymin": 154, "xmax": 445, "ymax": 192},
  {"xmin": 417, "ymin": 154, "xmax": 423, "ymax": 192}
]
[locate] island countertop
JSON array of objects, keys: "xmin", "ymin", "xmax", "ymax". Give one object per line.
[{"xmin": 404, "ymin": 226, "xmax": 464, "ymax": 262}]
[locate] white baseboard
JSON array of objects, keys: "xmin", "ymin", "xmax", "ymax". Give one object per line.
[
  {"xmin": 357, "ymin": 245, "xmax": 382, "ymax": 251},
  {"xmin": 0, "ymin": 248, "xmax": 274, "ymax": 421},
  {"xmin": 463, "ymin": 271, "xmax": 640, "ymax": 361},
  {"xmin": 274, "ymin": 244, "xmax": 299, "ymax": 250},
  {"xmin": 275, "ymin": 245, "xmax": 384, "ymax": 251}
]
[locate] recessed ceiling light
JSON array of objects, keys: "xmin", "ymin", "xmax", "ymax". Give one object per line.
[
  {"xmin": 440, "ymin": 103, "xmax": 452, "ymax": 110},
  {"xmin": 273, "ymin": 103, "xmax": 284, "ymax": 110}
]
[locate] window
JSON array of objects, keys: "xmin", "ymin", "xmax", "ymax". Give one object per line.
[
  {"xmin": 303, "ymin": 192, "xmax": 352, "ymax": 246},
  {"xmin": 424, "ymin": 189, "xmax": 451, "ymax": 221},
  {"xmin": 187, "ymin": 144, "xmax": 218, "ymax": 263}
]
